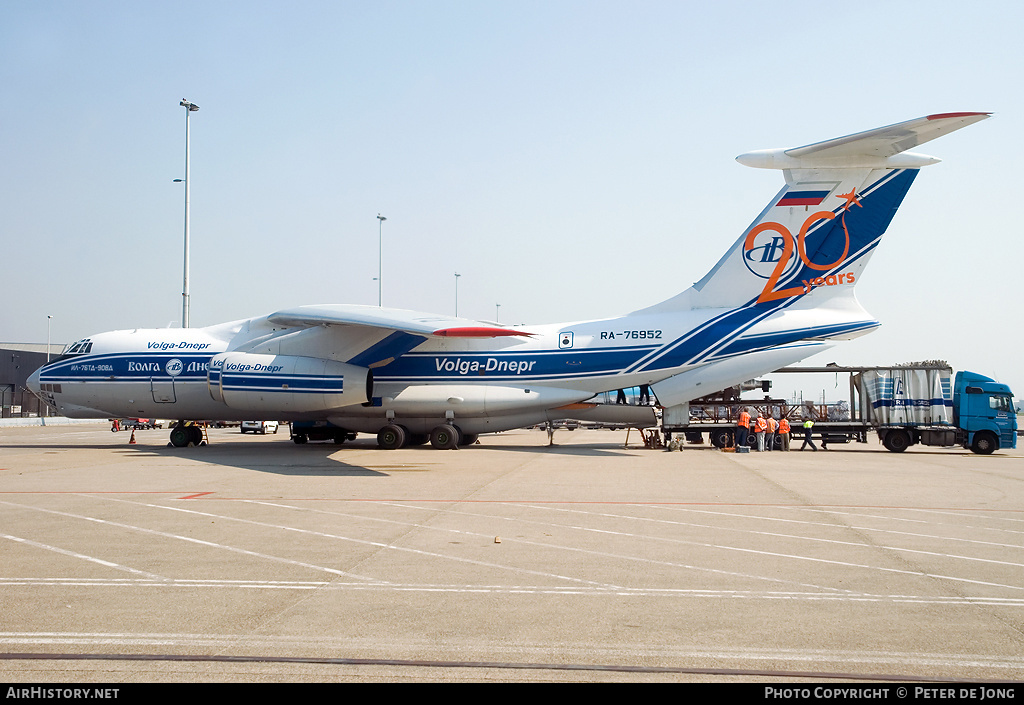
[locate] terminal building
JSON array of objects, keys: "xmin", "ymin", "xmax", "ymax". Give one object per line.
[{"xmin": 0, "ymin": 343, "xmax": 62, "ymax": 419}]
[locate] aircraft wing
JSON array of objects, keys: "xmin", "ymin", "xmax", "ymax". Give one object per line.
[
  {"xmin": 267, "ymin": 304, "xmax": 533, "ymax": 338},
  {"xmin": 785, "ymin": 112, "xmax": 991, "ymax": 159}
]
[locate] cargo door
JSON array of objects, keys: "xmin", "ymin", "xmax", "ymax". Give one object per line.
[{"xmin": 151, "ymin": 377, "xmax": 177, "ymax": 404}]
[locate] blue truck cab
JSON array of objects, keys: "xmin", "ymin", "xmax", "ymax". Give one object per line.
[{"xmin": 953, "ymin": 371, "xmax": 1018, "ymax": 454}]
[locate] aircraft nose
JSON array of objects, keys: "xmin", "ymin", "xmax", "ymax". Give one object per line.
[{"xmin": 27, "ymin": 366, "xmax": 42, "ymax": 395}]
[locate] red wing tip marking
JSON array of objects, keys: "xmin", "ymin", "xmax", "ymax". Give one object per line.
[
  {"xmin": 433, "ymin": 327, "xmax": 534, "ymax": 338},
  {"xmin": 926, "ymin": 112, "xmax": 991, "ymax": 120}
]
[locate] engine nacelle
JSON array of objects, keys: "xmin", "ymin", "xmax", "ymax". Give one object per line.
[{"xmin": 208, "ymin": 352, "xmax": 371, "ymax": 412}]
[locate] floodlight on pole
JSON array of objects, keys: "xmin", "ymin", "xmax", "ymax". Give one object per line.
[
  {"xmin": 46, "ymin": 315, "xmax": 53, "ymax": 363},
  {"xmin": 454, "ymin": 272, "xmax": 461, "ymax": 317},
  {"xmin": 377, "ymin": 214, "xmax": 386, "ymax": 307},
  {"xmin": 179, "ymin": 98, "xmax": 199, "ymax": 328}
]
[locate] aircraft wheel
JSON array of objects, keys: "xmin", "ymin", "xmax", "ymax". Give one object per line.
[
  {"xmin": 169, "ymin": 424, "xmax": 190, "ymax": 448},
  {"xmin": 970, "ymin": 431, "xmax": 998, "ymax": 455},
  {"xmin": 430, "ymin": 424, "xmax": 460, "ymax": 450},
  {"xmin": 458, "ymin": 433, "xmax": 479, "ymax": 446},
  {"xmin": 377, "ymin": 424, "xmax": 407, "ymax": 450},
  {"xmin": 293, "ymin": 434, "xmax": 308, "ymax": 445}
]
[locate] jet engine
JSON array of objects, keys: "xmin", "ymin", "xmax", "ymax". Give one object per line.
[{"xmin": 208, "ymin": 352, "xmax": 371, "ymax": 412}]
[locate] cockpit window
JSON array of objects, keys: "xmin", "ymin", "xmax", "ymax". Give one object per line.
[
  {"xmin": 61, "ymin": 339, "xmax": 93, "ymax": 355},
  {"xmin": 53, "ymin": 339, "xmax": 93, "ymax": 363}
]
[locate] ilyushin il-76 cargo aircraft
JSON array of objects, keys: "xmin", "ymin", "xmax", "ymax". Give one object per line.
[{"xmin": 29, "ymin": 113, "xmax": 989, "ymax": 449}]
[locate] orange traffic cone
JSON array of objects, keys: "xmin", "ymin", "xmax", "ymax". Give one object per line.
[{"xmin": 129, "ymin": 429, "xmax": 136, "ymax": 445}]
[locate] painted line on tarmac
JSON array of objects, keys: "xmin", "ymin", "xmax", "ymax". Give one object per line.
[
  {"xmin": 526, "ymin": 502, "xmax": 1024, "ymax": 574},
  {"xmin": 0, "ymin": 534, "xmax": 167, "ymax": 580},
  {"xmin": 239, "ymin": 498, "xmax": 867, "ymax": 596},
  {"xmin": 371, "ymin": 499, "xmax": 1024, "ymax": 595},
  {"xmin": 782, "ymin": 505, "xmax": 1024, "ymax": 536},
  {"xmin": 2, "ymin": 578, "xmax": 1024, "ymax": 606},
  {"xmin": 0, "ymin": 646, "xmax": 1022, "ymax": 681},
  {"xmin": 4, "ymin": 633, "xmax": 1024, "ymax": 667},
  {"xmin": 0, "ymin": 499, "xmax": 381, "ymax": 583},
  {"xmin": 537, "ymin": 502, "xmax": 1024, "ymax": 593},
  {"xmin": 81, "ymin": 494, "xmax": 626, "ymax": 590}
]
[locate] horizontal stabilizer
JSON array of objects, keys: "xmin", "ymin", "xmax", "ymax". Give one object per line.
[{"xmin": 736, "ymin": 112, "xmax": 990, "ymax": 170}]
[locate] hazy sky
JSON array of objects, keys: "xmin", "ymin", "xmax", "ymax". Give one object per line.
[{"xmin": 3, "ymin": 1, "xmax": 1021, "ymax": 400}]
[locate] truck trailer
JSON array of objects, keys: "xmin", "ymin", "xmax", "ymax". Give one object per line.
[{"xmin": 661, "ymin": 365, "xmax": 1017, "ymax": 454}]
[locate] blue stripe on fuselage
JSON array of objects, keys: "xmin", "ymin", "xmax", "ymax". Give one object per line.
[
  {"xmin": 374, "ymin": 345, "xmax": 658, "ymax": 382},
  {"xmin": 221, "ymin": 372, "xmax": 344, "ymax": 393},
  {"xmin": 38, "ymin": 352, "xmax": 215, "ymax": 381}
]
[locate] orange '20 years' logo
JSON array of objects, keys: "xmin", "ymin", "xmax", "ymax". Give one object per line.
[{"xmin": 743, "ymin": 188, "xmax": 861, "ymax": 303}]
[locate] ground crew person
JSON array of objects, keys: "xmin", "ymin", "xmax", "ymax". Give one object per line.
[
  {"xmin": 801, "ymin": 418, "xmax": 817, "ymax": 451},
  {"xmin": 754, "ymin": 413, "xmax": 768, "ymax": 451},
  {"xmin": 737, "ymin": 407, "xmax": 751, "ymax": 448},
  {"xmin": 766, "ymin": 416, "xmax": 778, "ymax": 451},
  {"xmin": 778, "ymin": 417, "xmax": 791, "ymax": 451}
]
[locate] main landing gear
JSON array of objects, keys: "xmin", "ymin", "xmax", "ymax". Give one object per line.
[
  {"xmin": 168, "ymin": 421, "xmax": 205, "ymax": 448},
  {"xmin": 376, "ymin": 423, "xmax": 478, "ymax": 450}
]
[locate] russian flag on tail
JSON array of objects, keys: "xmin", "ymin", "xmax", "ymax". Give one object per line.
[{"xmin": 776, "ymin": 189, "xmax": 830, "ymax": 207}]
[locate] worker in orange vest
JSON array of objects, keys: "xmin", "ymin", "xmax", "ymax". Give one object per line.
[
  {"xmin": 736, "ymin": 407, "xmax": 751, "ymax": 448},
  {"xmin": 754, "ymin": 413, "xmax": 768, "ymax": 451},
  {"xmin": 766, "ymin": 416, "xmax": 778, "ymax": 451},
  {"xmin": 778, "ymin": 417, "xmax": 791, "ymax": 451}
]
